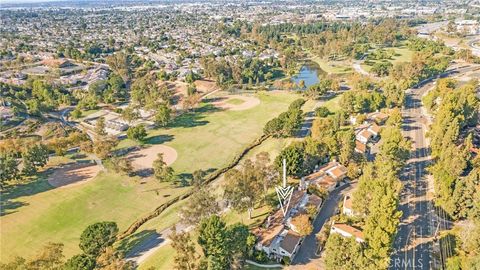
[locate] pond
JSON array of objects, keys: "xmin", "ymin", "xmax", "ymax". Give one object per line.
[{"xmin": 291, "ymin": 61, "xmax": 326, "ymax": 89}]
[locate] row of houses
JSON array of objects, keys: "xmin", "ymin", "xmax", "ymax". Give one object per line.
[
  {"xmin": 352, "ymin": 111, "xmax": 389, "ymax": 155},
  {"xmin": 253, "ymin": 161, "xmax": 349, "ymax": 261},
  {"xmin": 253, "ymin": 189, "xmax": 323, "ymax": 261}
]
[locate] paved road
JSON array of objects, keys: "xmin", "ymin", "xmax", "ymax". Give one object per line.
[
  {"xmin": 353, "ymin": 55, "xmax": 370, "ymax": 76},
  {"xmin": 291, "ymin": 182, "xmax": 355, "ymax": 268},
  {"xmin": 387, "ymin": 64, "xmax": 475, "ymax": 269},
  {"xmin": 390, "ymin": 81, "xmax": 435, "ymax": 270},
  {"xmin": 125, "ymin": 224, "xmax": 190, "ymax": 264}
]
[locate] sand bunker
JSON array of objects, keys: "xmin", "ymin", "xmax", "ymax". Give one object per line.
[
  {"xmin": 48, "ymin": 163, "xmax": 101, "ymax": 188},
  {"xmin": 127, "ymin": 144, "xmax": 177, "ymax": 170},
  {"xmin": 212, "ymin": 95, "xmax": 260, "ymax": 111}
]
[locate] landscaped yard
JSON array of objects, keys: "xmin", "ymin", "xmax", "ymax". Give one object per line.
[{"xmin": 0, "ymin": 91, "xmax": 300, "ymax": 262}]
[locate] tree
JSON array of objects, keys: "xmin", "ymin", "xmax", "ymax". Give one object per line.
[
  {"xmin": 370, "ymin": 62, "xmax": 392, "ymax": 76},
  {"xmin": 324, "ymin": 234, "xmax": 364, "ymax": 270},
  {"xmin": 64, "ymin": 254, "xmax": 96, "ymax": 270},
  {"xmin": 385, "ymin": 108, "xmax": 402, "ymax": 128},
  {"xmin": 109, "ymin": 157, "xmax": 134, "ymax": 176},
  {"xmin": 126, "ymin": 125, "xmax": 147, "ymax": 142},
  {"xmin": 315, "ymin": 106, "xmax": 330, "ymax": 118},
  {"xmin": 254, "ymin": 152, "xmax": 278, "ymax": 201},
  {"xmin": 79, "ymin": 222, "xmax": 118, "ymax": 257},
  {"xmin": 291, "ymin": 214, "xmax": 313, "ymax": 236},
  {"xmin": 22, "ymin": 144, "xmax": 49, "ymax": 176},
  {"xmin": 337, "ymin": 128, "xmax": 355, "ymax": 165},
  {"xmin": 298, "ymin": 79, "xmax": 306, "ymax": 89},
  {"xmin": 191, "ymin": 169, "xmax": 205, "ymax": 187},
  {"xmin": 0, "ymin": 152, "xmax": 19, "ymax": 187},
  {"xmin": 95, "ymin": 117, "xmax": 106, "ymax": 136},
  {"xmin": 154, "ymin": 103, "xmax": 172, "ymax": 127},
  {"xmin": 95, "ymin": 247, "xmax": 134, "ymax": 270},
  {"xmin": 274, "ymin": 142, "xmax": 305, "ymax": 177},
  {"xmin": 227, "ymin": 223, "xmax": 256, "ymax": 263},
  {"xmin": 71, "ymin": 108, "xmax": 82, "ymax": 119},
  {"xmin": 121, "ymin": 106, "xmax": 139, "ymax": 124},
  {"xmin": 223, "ymin": 160, "xmax": 262, "ymax": 219},
  {"xmin": 1, "ymin": 243, "xmax": 65, "ymax": 270},
  {"xmin": 169, "ymin": 227, "xmax": 202, "ymax": 270},
  {"xmin": 180, "ymin": 188, "xmax": 220, "ymax": 226},
  {"xmin": 198, "ymin": 215, "xmax": 230, "ymax": 269},
  {"xmin": 153, "ymin": 153, "xmax": 175, "ymax": 182},
  {"xmin": 93, "ymin": 136, "xmax": 118, "ymax": 159},
  {"xmin": 377, "ymin": 127, "xmax": 410, "ymax": 171}
]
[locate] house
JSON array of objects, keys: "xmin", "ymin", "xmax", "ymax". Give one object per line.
[
  {"xmin": 321, "ymin": 161, "xmax": 348, "ymax": 181},
  {"xmin": 368, "ymin": 111, "xmax": 389, "ymax": 125},
  {"xmin": 356, "ymin": 129, "xmax": 374, "ymax": 144},
  {"xmin": 304, "ymin": 161, "xmax": 348, "ymax": 192},
  {"xmin": 367, "ymin": 123, "xmax": 381, "ymax": 137},
  {"xmin": 278, "ymin": 230, "xmax": 302, "ymax": 260},
  {"xmin": 254, "ymin": 189, "xmax": 322, "ymax": 261},
  {"xmin": 355, "ymin": 140, "xmax": 368, "ymax": 154},
  {"xmin": 330, "ymin": 223, "xmax": 365, "ymax": 243},
  {"xmin": 305, "ymin": 171, "xmax": 337, "ymax": 192}
]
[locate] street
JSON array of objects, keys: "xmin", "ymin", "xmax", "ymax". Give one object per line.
[
  {"xmin": 389, "ymin": 81, "xmax": 435, "ymax": 270},
  {"xmin": 291, "ymin": 183, "xmax": 355, "ymax": 268},
  {"xmin": 390, "ymin": 64, "xmax": 474, "ymax": 270}
]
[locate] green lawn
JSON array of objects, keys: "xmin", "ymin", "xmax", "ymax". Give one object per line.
[
  {"xmin": 361, "ymin": 46, "xmax": 415, "ymax": 72},
  {"xmin": 138, "ymin": 244, "xmax": 176, "ymax": 270},
  {"xmin": 309, "ymin": 55, "xmax": 353, "ymax": 75},
  {"xmin": 1, "ymin": 171, "xmax": 179, "ymax": 261},
  {"xmin": 0, "ymin": 91, "xmax": 299, "ymax": 262}
]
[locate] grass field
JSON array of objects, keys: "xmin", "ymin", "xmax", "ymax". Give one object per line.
[
  {"xmin": 309, "ymin": 55, "xmax": 353, "ymax": 75},
  {"xmin": 0, "ymin": 91, "xmax": 299, "ymax": 262},
  {"xmin": 361, "ymin": 46, "xmax": 415, "ymax": 72}
]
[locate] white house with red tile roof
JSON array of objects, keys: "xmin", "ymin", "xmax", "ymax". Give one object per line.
[{"xmin": 330, "ymin": 222, "xmax": 365, "ymax": 243}]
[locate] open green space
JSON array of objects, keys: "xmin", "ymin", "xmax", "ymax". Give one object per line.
[
  {"xmin": 138, "ymin": 244, "xmax": 176, "ymax": 270},
  {"xmin": 1, "ymin": 171, "xmax": 178, "ymax": 261},
  {"xmin": 0, "ymin": 91, "xmax": 299, "ymax": 262},
  {"xmin": 361, "ymin": 46, "xmax": 415, "ymax": 72},
  {"xmin": 309, "ymin": 55, "xmax": 353, "ymax": 75}
]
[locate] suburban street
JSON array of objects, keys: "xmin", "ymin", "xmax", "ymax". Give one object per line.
[
  {"xmin": 291, "ymin": 182, "xmax": 356, "ymax": 268},
  {"xmin": 390, "ymin": 80, "xmax": 435, "ymax": 270},
  {"xmin": 388, "ymin": 63, "xmax": 476, "ymax": 269}
]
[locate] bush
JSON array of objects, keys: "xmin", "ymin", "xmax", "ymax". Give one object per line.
[
  {"xmin": 288, "ymin": 98, "xmax": 305, "ymax": 111},
  {"xmin": 315, "ymin": 106, "xmax": 330, "ymax": 118},
  {"xmin": 64, "ymin": 254, "xmax": 96, "ymax": 270},
  {"xmin": 253, "ymin": 250, "xmax": 268, "ymax": 263},
  {"xmin": 282, "ymin": 256, "xmax": 291, "ymax": 265},
  {"xmin": 126, "ymin": 124, "xmax": 147, "ymax": 141}
]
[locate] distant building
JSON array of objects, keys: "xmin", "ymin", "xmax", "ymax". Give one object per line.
[
  {"xmin": 41, "ymin": 58, "xmax": 73, "ymax": 68},
  {"xmin": 455, "ymin": 20, "xmax": 480, "ymax": 35},
  {"xmin": 0, "ymin": 106, "xmax": 14, "ymax": 120}
]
